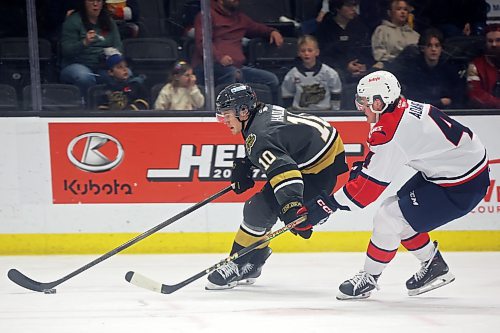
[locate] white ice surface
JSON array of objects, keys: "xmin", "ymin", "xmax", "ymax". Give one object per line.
[{"xmin": 1, "ymin": 252, "xmax": 499, "ymax": 333}]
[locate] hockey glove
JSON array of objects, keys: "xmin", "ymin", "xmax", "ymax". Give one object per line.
[
  {"xmin": 304, "ymin": 191, "xmax": 338, "ymax": 226},
  {"xmin": 231, "ymin": 157, "xmax": 255, "ymax": 194},
  {"xmin": 280, "ymin": 201, "xmax": 312, "ymax": 239}
]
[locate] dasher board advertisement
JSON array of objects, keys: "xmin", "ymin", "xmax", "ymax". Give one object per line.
[{"xmin": 49, "ymin": 121, "xmax": 369, "ymax": 204}]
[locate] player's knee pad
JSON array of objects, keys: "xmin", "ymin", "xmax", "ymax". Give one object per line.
[
  {"xmin": 243, "ymin": 192, "xmax": 279, "ymax": 231},
  {"xmin": 373, "ymin": 196, "xmax": 411, "ymax": 236}
]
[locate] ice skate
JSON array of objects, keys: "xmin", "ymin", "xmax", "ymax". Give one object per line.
[
  {"xmin": 406, "ymin": 241, "xmax": 455, "ymax": 296},
  {"xmin": 206, "ymin": 247, "xmax": 272, "ymax": 290},
  {"xmin": 205, "ymin": 261, "xmax": 241, "ymax": 290},
  {"xmin": 238, "ymin": 247, "xmax": 273, "ymax": 285},
  {"xmin": 337, "ymin": 270, "xmax": 380, "ymax": 300}
]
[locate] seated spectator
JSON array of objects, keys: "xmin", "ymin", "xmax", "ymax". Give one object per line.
[
  {"xmin": 154, "ymin": 60, "xmax": 205, "ymax": 110},
  {"xmin": 105, "ymin": 0, "xmax": 140, "ymax": 38},
  {"xmin": 316, "ymin": 0, "xmax": 373, "ymax": 83},
  {"xmin": 98, "ymin": 50, "xmax": 149, "ymax": 110},
  {"xmin": 467, "ymin": 24, "xmax": 500, "ymax": 109},
  {"xmin": 192, "ymin": 0, "xmax": 283, "ymax": 104},
  {"xmin": 60, "ymin": 0, "xmax": 123, "ymax": 97},
  {"xmin": 393, "ymin": 28, "xmax": 463, "ymax": 109},
  {"xmin": 371, "ymin": 0, "xmax": 419, "ymax": 69},
  {"xmin": 281, "ymin": 35, "xmax": 342, "ymax": 111}
]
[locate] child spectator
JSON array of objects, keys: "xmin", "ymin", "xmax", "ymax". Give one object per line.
[
  {"xmin": 281, "ymin": 35, "xmax": 342, "ymax": 111},
  {"xmin": 371, "ymin": 0, "xmax": 419, "ymax": 69},
  {"xmin": 98, "ymin": 50, "xmax": 149, "ymax": 110},
  {"xmin": 154, "ymin": 61, "xmax": 205, "ymax": 110},
  {"xmin": 105, "ymin": 0, "xmax": 141, "ymax": 38}
]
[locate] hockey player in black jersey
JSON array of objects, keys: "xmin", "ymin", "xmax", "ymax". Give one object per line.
[{"xmin": 206, "ymin": 83, "xmax": 348, "ymax": 290}]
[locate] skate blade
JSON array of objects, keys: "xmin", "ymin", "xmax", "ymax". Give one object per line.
[
  {"xmin": 408, "ymin": 272, "xmax": 455, "ymax": 296},
  {"xmin": 205, "ymin": 280, "xmax": 237, "ymax": 290},
  {"xmin": 237, "ymin": 278, "xmax": 257, "ymax": 285},
  {"xmin": 336, "ymin": 291, "xmax": 372, "ymax": 300}
]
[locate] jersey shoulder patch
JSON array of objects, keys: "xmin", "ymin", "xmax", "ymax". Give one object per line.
[
  {"xmin": 368, "ymin": 99, "xmax": 407, "ymax": 146},
  {"xmin": 245, "ymin": 133, "xmax": 257, "ymax": 155}
]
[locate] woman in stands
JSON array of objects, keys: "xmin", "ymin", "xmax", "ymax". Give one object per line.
[{"xmin": 60, "ymin": 0, "xmax": 122, "ymax": 99}]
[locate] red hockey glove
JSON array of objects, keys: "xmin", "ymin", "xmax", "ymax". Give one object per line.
[
  {"xmin": 231, "ymin": 157, "xmax": 255, "ymax": 194},
  {"xmin": 280, "ymin": 201, "xmax": 312, "ymax": 239}
]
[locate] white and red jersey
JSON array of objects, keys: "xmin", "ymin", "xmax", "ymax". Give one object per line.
[{"xmin": 334, "ymin": 97, "xmax": 489, "ymax": 211}]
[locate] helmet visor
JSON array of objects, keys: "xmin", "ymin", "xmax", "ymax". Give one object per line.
[{"xmin": 216, "ymin": 109, "xmax": 236, "ymax": 123}]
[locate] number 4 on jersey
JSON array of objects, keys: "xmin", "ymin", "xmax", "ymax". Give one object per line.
[{"xmin": 429, "ymin": 107, "xmax": 473, "ymax": 146}]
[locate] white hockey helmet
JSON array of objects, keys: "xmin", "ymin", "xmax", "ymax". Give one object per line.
[{"xmin": 355, "ymin": 70, "xmax": 401, "ymax": 113}]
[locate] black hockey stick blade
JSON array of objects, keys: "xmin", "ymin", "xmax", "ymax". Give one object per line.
[
  {"xmin": 7, "ymin": 269, "xmax": 59, "ymax": 292},
  {"xmin": 125, "ymin": 215, "xmax": 307, "ymax": 294},
  {"xmin": 7, "ymin": 185, "xmax": 233, "ymax": 292}
]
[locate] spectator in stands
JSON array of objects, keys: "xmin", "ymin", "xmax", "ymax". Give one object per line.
[
  {"xmin": 316, "ymin": 0, "xmax": 373, "ymax": 83},
  {"xmin": 98, "ymin": 50, "xmax": 149, "ymax": 110},
  {"xmin": 394, "ymin": 28, "xmax": 463, "ymax": 109},
  {"xmin": 60, "ymin": 0, "xmax": 123, "ymax": 97},
  {"xmin": 105, "ymin": 0, "xmax": 141, "ymax": 38},
  {"xmin": 192, "ymin": 0, "xmax": 284, "ymax": 104},
  {"xmin": 281, "ymin": 35, "xmax": 342, "ymax": 111},
  {"xmin": 371, "ymin": 0, "xmax": 419, "ymax": 69},
  {"xmin": 154, "ymin": 60, "xmax": 205, "ymax": 110},
  {"xmin": 467, "ymin": 24, "xmax": 500, "ymax": 109}
]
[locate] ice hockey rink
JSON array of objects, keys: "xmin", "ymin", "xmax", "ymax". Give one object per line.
[{"xmin": 1, "ymin": 252, "xmax": 499, "ymax": 333}]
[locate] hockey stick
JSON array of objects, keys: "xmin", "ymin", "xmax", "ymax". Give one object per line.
[
  {"xmin": 7, "ymin": 185, "xmax": 233, "ymax": 293},
  {"xmin": 124, "ymin": 215, "xmax": 307, "ymax": 294}
]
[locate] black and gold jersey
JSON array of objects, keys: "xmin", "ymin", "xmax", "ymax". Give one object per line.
[{"xmin": 243, "ymin": 104, "xmax": 348, "ymax": 207}]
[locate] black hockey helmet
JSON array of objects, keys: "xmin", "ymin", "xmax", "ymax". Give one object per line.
[{"xmin": 215, "ymin": 83, "xmax": 257, "ymax": 121}]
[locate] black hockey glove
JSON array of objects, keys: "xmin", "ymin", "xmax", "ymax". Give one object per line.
[
  {"xmin": 304, "ymin": 191, "xmax": 338, "ymax": 227},
  {"xmin": 231, "ymin": 157, "xmax": 255, "ymax": 194},
  {"xmin": 280, "ymin": 201, "xmax": 312, "ymax": 239},
  {"xmin": 349, "ymin": 160, "xmax": 364, "ymax": 181}
]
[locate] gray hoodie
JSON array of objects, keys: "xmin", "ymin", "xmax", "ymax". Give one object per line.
[{"xmin": 371, "ymin": 19, "xmax": 420, "ymax": 63}]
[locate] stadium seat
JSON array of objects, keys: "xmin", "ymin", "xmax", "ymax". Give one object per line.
[
  {"xmin": 247, "ymin": 37, "xmax": 298, "ymax": 82},
  {"xmin": 0, "ymin": 38, "xmax": 54, "ymax": 95},
  {"xmin": 123, "ymin": 38, "xmax": 179, "ymax": 90},
  {"xmin": 0, "ymin": 83, "xmax": 18, "ymax": 111},
  {"xmin": 23, "ymin": 84, "xmax": 82, "ymax": 111},
  {"xmin": 86, "ymin": 84, "xmax": 107, "ymax": 111}
]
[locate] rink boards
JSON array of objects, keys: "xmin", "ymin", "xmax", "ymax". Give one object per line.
[{"xmin": 0, "ymin": 115, "xmax": 499, "ymax": 254}]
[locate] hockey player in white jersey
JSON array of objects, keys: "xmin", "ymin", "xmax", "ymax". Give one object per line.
[{"xmin": 305, "ymin": 70, "xmax": 490, "ymax": 299}]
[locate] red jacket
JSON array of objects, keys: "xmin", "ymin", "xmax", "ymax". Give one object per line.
[
  {"xmin": 467, "ymin": 55, "xmax": 500, "ymax": 108},
  {"xmin": 192, "ymin": 2, "xmax": 274, "ymax": 68}
]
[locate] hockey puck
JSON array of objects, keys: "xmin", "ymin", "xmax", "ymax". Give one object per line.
[{"xmin": 43, "ymin": 288, "xmax": 56, "ymax": 294}]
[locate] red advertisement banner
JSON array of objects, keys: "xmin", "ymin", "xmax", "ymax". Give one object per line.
[{"xmin": 49, "ymin": 121, "xmax": 369, "ymax": 204}]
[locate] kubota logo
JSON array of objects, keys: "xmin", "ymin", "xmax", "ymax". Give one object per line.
[{"xmin": 67, "ymin": 133, "xmax": 124, "ymax": 172}]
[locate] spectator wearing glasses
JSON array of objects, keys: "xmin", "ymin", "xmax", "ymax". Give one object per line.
[{"xmin": 60, "ymin": 0, "xmax": 123, "ymax": 97}]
